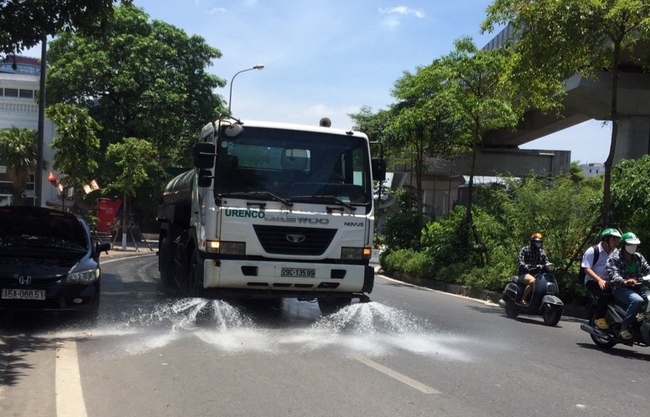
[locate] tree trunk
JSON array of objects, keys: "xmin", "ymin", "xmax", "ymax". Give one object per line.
[{"xmin": 601, "ymin": 41, "xmax": 622, "ymax": 227}]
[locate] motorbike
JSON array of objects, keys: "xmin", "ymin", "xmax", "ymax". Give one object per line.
[
  {"xmin": 499, "ymin": 263, "xmax": 564, "ymax": 326},
  {"xmin": 580, "ymin": 276, "xmax": 650, "ymax": 349}
]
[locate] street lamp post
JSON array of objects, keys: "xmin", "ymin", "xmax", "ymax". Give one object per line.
[{"xmin": 228, "ymin": 65, "xmax": 264, "ymax": 115}]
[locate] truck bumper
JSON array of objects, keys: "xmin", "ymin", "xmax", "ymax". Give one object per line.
[{"xmin": 202, "ymin": 259, "xmax": 373, "ymax": 294}]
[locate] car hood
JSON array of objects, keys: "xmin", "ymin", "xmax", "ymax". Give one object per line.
[{"xmin": 0, "ymin": 251, "xmax": 85, "ymax": 279}]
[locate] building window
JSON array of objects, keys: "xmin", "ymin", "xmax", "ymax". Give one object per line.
[
  {"xmin": 4, "ymin": 88, "xmax": 18, "ymax": 97},
  {"xmin": 19, "ymin": 89, "xmax": 34, "ymax": 99}
]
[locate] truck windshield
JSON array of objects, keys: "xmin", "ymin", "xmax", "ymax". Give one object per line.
[{"xmin": 214, "ymin": 126, "xmax": 372, "ymax": 205}]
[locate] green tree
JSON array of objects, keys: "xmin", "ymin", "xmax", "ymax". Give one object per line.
[
  {"xmin": 105, "ymin": 137, "xmax": 158, "ymax": 240},
  {"xmin": 389, "ymin": 62, "xmax": 466, "ymax": 215},
  {"xmin": 45, "ymin": 103, "xmax": 102, "ymax": 201},
  {"xmin": 0, "ymin": 0, "xmax": 131, "ymax": 56},
  {"xmin": 483, "ymin": 0, "xmax": 650, "ymax": 227},
  {"xmin": 46, "ymin": 4, "xmax": 225, "ymax": 224},
  {"xmin": 436, "ymin": 37, "xmax": 519, "ymax": 227},
  {"xmin": 0, "ymin": 127, "xmax": 37, "ymax": 204},
  {"xmin": 610, "ymin": 155, "xmax": 650, "ymax": 254}
]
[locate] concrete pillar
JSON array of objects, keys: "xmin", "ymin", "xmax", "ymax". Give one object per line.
[{"xmin": 614, "ymin": 116, "xmax": 650, "ymax": 164}]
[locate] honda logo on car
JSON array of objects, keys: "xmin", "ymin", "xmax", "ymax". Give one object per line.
[{"xmin": 18, "ymin": 276, "xmax": 32, "ymax": 285}]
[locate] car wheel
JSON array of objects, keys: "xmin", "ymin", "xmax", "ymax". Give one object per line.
[{"xmin": 317, "ymin": 297, "xmax": 351, "ymax": 315}]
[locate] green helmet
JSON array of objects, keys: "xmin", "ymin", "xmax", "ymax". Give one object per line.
[
  {"xmin": 600, "ymin": 228, "xmax": 621, "ymax": 240},
  {"xmin": 621, "ymin": 232, "xmax": 641, "ymax": 245}
]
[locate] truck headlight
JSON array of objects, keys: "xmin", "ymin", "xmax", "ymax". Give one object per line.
[
  {"xmin": 206, "ymin": 240, "xmax": 246, "ymax": 255},
  {"xmin": 67, "ymin": 268, "xmax": 100, "ymax": 284},
  {"xmin": 341, "ymin": 247, "xmax": 372, "ymax": 260}
]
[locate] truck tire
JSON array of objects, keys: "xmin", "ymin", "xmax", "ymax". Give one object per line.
[
  {"xmin": 317, "ymin": 297, "xmax": 351, "ymax": 315},
  {"xmin": 158, "ymin": 234, "xmax": 178, "ymax": 293},
  {"xmin": 186, "ymin": 248, "xmax": 205, "ymax": 297}
]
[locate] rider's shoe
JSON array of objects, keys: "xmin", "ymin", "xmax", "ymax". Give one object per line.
[
  {"xmin": 619, "ymin": 329, "xmax": 632, "ymax": 340},
  {"xmin": 594, "ymin": 318, "xmax": 609, "ymax": 330}
]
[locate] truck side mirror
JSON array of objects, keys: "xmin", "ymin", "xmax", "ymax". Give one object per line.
[
  {"xmin": 198, "ymin": 169, "xmax": 213, "ymax": 187},
  {"xmin": 193, "ymin": 142, "xmax": 216, "ymax": 169},
  {"xmin": 372, "ymin": 158, "xmax": 386, "ymax": 182}
]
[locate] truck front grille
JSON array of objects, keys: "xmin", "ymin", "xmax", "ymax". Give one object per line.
[{"xmin": 253, "ymin": 225, "xmax": 337, "ymax": 256}]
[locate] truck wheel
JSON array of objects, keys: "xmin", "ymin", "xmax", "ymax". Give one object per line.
[
  {"xmin": 186, "ymin": 249, "xmax": 204, "ymax": 297},
  {"xmin": 317, "ymin": 297, "xmax": 351, "ymax": 315},
  {"xmin": 159, "ymin": 235, "xmax": 177, "ymax": 293}
]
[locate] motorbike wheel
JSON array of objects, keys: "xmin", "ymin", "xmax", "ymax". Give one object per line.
[
  {"xmin": 588, "ymin": 315, "xmax": 617, "ymax": 349},
  {"xmin": 504, "ymin": 298, "xmax": 519, "ymax": 319},
  {"xmin": 542, "ymin": 304, "xmax": 563, "ymax": 326}
]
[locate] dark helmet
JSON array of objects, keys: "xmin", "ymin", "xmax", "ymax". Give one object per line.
[{"xmin": 599, "ymin": 228, "xmax": 621, "ymax": 241}]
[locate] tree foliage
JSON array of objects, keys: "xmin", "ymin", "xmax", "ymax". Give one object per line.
[
  {"xmin": 0, "ymin": 127, "xmax": 37, "ymax": 204},
  {"xmin": 105, "ymin": 137, "xmax": 158, "ymax": 200},
  {"xmin": 0, "ymin": 0, "xmax": 131, "ymax": 56},
  {"xmin": 45, "ymin": 4, "xmax": 225, "ymax": 224},
  {"xmin": 482, "ymin": 0, "xmax": 650, "ymax": 226},
  {"xmin": 610, "ymin": 155, "xmax": 650, "ymax": 251},
  {"xmin": 45, "ymin": 103, "xmax": 102, "ymax": 196}
]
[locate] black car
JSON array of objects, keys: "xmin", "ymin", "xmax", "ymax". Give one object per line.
[{"xmin": 0, "ymin": 206, "xmax": 111, "ymax": 324}]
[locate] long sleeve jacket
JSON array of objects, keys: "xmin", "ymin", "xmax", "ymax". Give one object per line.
[{"xmin": 606, "ymin": 248, "xmax": 650, "ymax": 289}]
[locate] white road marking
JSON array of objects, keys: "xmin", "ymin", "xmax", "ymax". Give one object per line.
[
  {"xmin": 56, "ymin": 340, "xmax": 88, "ymax": 417},
  {"xmin": 352, "ymin": 355, "xmax": 441, "ymax": 394}
]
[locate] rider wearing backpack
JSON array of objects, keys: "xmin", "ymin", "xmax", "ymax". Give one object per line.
[{"xmin": 581, "ymin": 228, "xmax": 621, "ymax": 330}]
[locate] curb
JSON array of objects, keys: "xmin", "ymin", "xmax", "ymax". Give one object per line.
[{"xmin": 377, "ymin": 268, "xmax": 588, "ymax": 320}]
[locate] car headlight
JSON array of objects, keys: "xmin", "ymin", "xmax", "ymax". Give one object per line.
[{"xmin": 67, "ymin": 268, "xmax": 100, "ymax": 284}]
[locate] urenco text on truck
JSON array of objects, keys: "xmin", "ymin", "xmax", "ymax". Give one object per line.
[{"xmin": 157, "ymin": 117, "xmax": 385, "ymax": 315}]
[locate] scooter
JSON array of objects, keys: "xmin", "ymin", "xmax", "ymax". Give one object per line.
[
  {"xmin": 499, "ymin": 263, "xmax": 564, "ymax": 326},
  {"xmin": 580, "ymin": 277, "xmax": 650, "ymax": 349}
]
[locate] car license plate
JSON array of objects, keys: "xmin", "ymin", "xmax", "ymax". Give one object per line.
[
  {"xmin": 1, "ymin": 288, "xmax": 46, "ymax": 300},
  {"xmin": 281, "ymin": 267, "xmax": 316, "ymax": 278}
]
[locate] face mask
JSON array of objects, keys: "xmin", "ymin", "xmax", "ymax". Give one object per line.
[
  {"xmin": 625, "ymin": 244, "xmax": 637, "ymax": 255},
  {"xmin": 533, "ymin": 241, "xmax": 542, "ymax": 249}
]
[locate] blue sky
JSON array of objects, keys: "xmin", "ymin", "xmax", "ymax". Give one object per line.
[{"xmin": 35, "ymin": 0, "xmax": 612, "ymax": 163}]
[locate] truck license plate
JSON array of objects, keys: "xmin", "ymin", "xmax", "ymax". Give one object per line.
[
  {"xmin": 281, "ymin": 268, "xmax": 316, "ymax": 278},
  {"xmin": 1, "ymin": 288, "xmax": 46, "ymax": 300}
]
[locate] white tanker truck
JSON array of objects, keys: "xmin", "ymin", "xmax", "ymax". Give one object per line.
[{"xmin": 156, "ymin": 116, "xmax": 385, "ymax": 314}]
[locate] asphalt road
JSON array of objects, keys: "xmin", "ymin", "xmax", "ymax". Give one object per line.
[{"xmin": 1, "ymin": 253, "xmax": 649, "ymax": 417}]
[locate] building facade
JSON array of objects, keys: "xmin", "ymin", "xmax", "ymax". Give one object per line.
[{"xmin": 0, "ymin": 56, "xmax": 56, "ymax": 207}]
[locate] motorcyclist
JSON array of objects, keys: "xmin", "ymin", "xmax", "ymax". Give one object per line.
[
  {"xmin": 606, "ymin": 232, "xmax": 650, "ymax": 340},
  {"xmin": 517, "ymin": 233, "xmax": 549, "ymax": 305},
  {"xmin": 582, "ymin": 228, "xmax": 621, "ymax": 329}
]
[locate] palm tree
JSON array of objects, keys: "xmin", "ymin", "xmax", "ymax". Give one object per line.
[{"xmin": 0, "ymin": 127, "xmax": 37, "ymax": 204}]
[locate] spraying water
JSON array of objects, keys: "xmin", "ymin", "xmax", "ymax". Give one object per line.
[{"xmin": 63, "ymin": 299, "xmax": 495, "ymax": 361}]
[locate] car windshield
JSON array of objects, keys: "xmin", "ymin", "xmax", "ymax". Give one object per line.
[{"xmin": 0, "ymin": 208, "xmax": 88, "ymax": 252}]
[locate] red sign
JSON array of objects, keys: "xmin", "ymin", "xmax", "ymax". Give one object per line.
[{"xmin": 97, "ymin": 198, "xmax": 122, "ymax": 233}]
